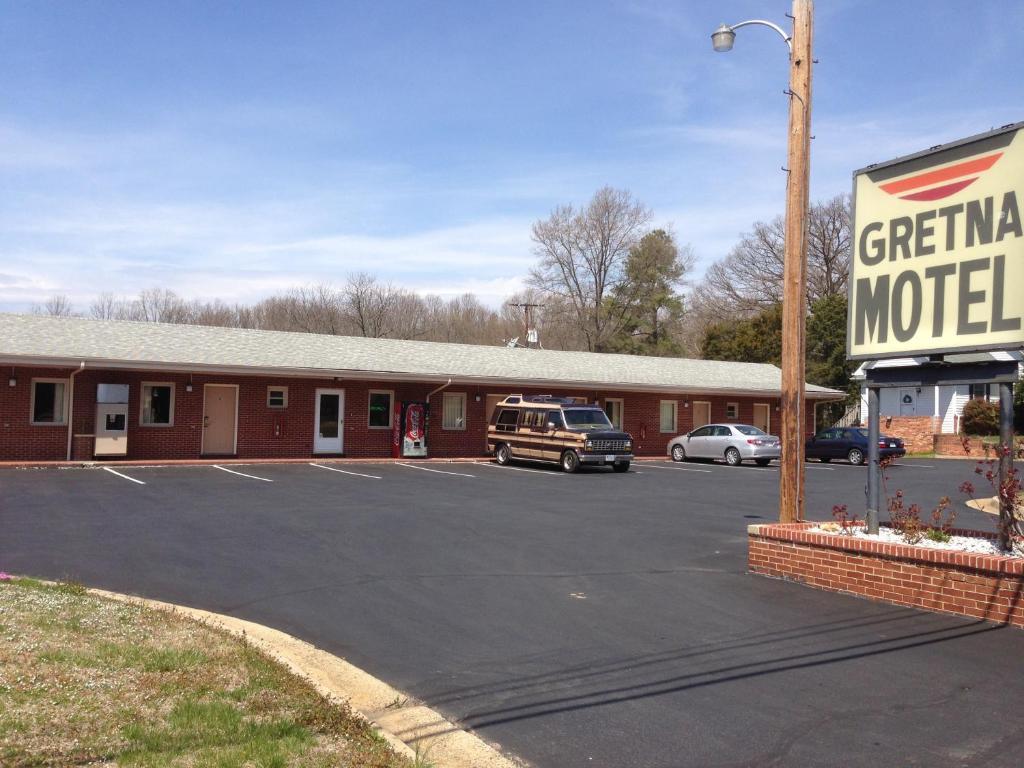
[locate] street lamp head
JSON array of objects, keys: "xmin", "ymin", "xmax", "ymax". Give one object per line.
[{"xmin": 711, "ymin": 24, "xmax": 735, "ymax": 52}]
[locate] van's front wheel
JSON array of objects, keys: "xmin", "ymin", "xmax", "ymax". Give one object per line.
[
  {"xmin": 495, "ymin": 443, "xmax": 512, "ymax": 466},
  {"xmin": 561, "ymin": 450, "xmax": 580, "ymax": 473}
]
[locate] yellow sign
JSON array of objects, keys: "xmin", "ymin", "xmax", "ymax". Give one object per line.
[{"xmin": 848, "ymin": 123, "xmax": 1024, "ymax": 360}]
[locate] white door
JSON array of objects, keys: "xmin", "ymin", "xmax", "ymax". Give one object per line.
[
  {"xmin": 899, "ymin": 388, "xmax": 916, "ymax": 416},
  {"xmin": 314, "ymin": 388, "xmax": 345, "ymax": 454}
]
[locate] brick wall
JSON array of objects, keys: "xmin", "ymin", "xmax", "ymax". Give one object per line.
[
  {"xmin": 0, "ymin": 364, "xmax": 820, "ymax": 462},
  {"xmin": 749, "ymin": 522, "xmax": 1024, "ymax": 628},
  {"xmin": 879, "ymin": 415, "xmax": 940, "ymax": 454}
]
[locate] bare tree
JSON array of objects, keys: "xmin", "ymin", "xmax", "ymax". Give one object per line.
[
  {"xmin": 31, "ymin": 294, "xmax": 75, "ymax": 317},
  {"xmin": 699, "ymin": 194, "xmax": 851, "ymax": 316},
  {"xmin": 528, "ymin": 186, "xmax": 652, "ymax": 351},
  {"xmin": 340, "ymin": 273, "xmax": 399, "ymax": 338},
  {"xmin": 280, "ymin": 284, "xmax": 347, "ymax": 335},
  {"xmin": 133, "ymin": 288, "xmax": 194, "ymax": 323}
]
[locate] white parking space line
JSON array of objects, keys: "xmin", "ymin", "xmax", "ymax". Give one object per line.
[
  {"xmin": 646, "ymin": 463, "xmax": 713, "ymax": 474},
  {"xmin": 805, "ymin": 464, "xmax": 836, "ymax": 471},
  {"xmin": 396, "ymin": 462, "xmax": 475, "ymax": 478},
  {"xmin": 101, "ymin": 466, "xmax": 146, "ymax": 485},
  {"xmin": 891, "ymin": 463, "xmax": 935, "ymax": 468},
  {"xmin": 212, "ymin": 465, "xmax": 273, "ymax": 482},
  {"xmin": 479, "ymin": 462, "xmax": 562, "ymax": 476},
  {"xmin": 308, "ymin": 463, "xmax": 381, "ymax": 480}
]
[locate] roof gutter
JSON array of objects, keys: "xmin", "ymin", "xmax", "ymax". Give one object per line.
[
  {"xmin": 66, "ymin": 362, "xmax": 85, "ymax": 460},
  {"xmin": 0, "ymin": 355, "xmax": 845, "ymax": 400}
]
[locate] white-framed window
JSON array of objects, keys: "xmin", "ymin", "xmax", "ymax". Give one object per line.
[
  {"xmin": 267, "ymin": 386, "xmax": 288, "ymax": 408},
  {"xmin": 659, "ymin": 400, "xmax": 678, "ymax": 433},
  {"xmin": 604, "ymin": 398, "xmax": 624, "ymax": 429},
  {"xmin": 442, "ymin": 392, "xmax": 466, "ymax": 430},
  {"xmin": 30, "ymin": 378, "xmax": 69, "ymax": 425},
  {"xmin": 726, "ymin": 402, "xmax": 739, "ymax": 420},
  {"xmin": 368, "ymin": 389, "xmax": 394, "ymax": 429},
  {"xmin": 140, "ymin": 382, "xmax": 175, "ymax": 426}
]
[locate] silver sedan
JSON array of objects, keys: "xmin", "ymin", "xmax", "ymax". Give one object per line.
[{"xmin": 667, "ymin": 423, "xmax": 781, "ymax": 467}]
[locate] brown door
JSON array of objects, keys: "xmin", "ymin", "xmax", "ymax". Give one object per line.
[
  {"xmin": 485, "ymin": 394, "xmax": 508, "ymax": 449},
  {"xmin": 753, "ymin": 403, "xmax": 770, "ymax": 433},
  {"xmin": 203, "ymin": 385, "xmax": 237, "ymax": 455},
  {"xmin": 692, "ymin": 401, "xmax": 711, "ymax": 430}
]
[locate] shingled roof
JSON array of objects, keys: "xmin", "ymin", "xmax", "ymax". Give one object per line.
[{"xmin": 0, "ymin": 313, "xmax": 843, "ymax": 398}]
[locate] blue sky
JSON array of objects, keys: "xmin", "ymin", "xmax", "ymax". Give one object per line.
[{"xmin": 2, "ymin": 0, "xmax": 1022, "ymax": 312}]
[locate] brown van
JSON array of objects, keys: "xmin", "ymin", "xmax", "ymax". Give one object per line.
[{"xmin": 486, "ymin": 395, "xmax": 634, "ymax": 473}]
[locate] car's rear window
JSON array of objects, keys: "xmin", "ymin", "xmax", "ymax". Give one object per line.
[{"xmin": 734, "ymin": 425, "xmax": 766, "ymax": 436}]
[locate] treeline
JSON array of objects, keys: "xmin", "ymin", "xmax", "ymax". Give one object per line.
[
  {"xmin": 695, "ymin": 194, "xmax": 856, "ymax": 423},
  {"xmin": 31, "ymin": 186, "xmax": 855, "ymax": 397}
]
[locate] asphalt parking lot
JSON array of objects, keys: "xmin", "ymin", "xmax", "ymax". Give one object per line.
[{"xmin": 3, "ymin": 457, "xmax": 1023, "ymax": 767}]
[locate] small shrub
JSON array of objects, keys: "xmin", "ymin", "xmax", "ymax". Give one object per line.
[
  {"xmin": 925, "ymin": 528, "xmax": 951, "ymax": 543},
  {"xmin": 831, "ymin": 504, "xmax": 859, "ymax": 535},
  {"xmin": 961, "ymin": 398, "xmax": 1000, "ymax": 436},
  {"xmin": 888, "ymin": 490, "xmax": 924, "ymax": 544}
]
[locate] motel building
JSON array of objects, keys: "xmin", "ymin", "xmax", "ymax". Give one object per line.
[{"xmin": 0, "ymin": 313, "xmax": 842, "ymax": 463}]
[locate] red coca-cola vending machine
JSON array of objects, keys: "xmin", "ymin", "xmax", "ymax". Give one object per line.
[{"xmin": 391, "ymin": 401, "xmax": 429, "ymax": 458}]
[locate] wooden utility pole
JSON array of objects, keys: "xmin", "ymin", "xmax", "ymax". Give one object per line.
[{"xmin": 779, "ymin": 0, "xmax": 813, "ymax": 523}]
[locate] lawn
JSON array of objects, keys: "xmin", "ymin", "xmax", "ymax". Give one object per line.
[{"xmin": 0, "ymin": 577, "xmax": 412, "ymax": 768}]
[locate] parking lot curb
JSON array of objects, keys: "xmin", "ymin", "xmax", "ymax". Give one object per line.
[{"xmin": 87, "ymin": 588, "xmax": 525, "ymax": 768}]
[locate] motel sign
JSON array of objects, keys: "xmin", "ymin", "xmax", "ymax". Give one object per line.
[{"xmin": 849, "ymin": 122, "xmax": 1024, "ymax": 360}]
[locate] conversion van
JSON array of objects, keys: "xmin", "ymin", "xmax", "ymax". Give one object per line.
[{"xmin": 486, "ymin": 395, "xmax": 634, "ymax": 473}]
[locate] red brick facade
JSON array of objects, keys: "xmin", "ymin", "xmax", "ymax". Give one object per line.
[
  {"xmin": 878, "ymin": 415, "xmax": 941, "ymax": 454},
  {"xmin": 1, "ymin": 364, "xmax": 819, "ymax": 462},
  {"xmin": 749, "ymin": 522, "xmax": 1024, "ymax": 628}
]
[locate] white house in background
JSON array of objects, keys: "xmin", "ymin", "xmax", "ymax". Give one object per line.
[{"xmin": 853, "ymin": 351, "xmax": 1023, "ymax": 435}]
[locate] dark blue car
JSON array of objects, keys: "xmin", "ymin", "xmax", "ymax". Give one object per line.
[{"xmin": 805, "ymin": 426, "xmax": 906, "ymax": 465}]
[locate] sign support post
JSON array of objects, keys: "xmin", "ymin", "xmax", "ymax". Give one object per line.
[
  {"xmin": 999, "ymin": 381, "xmax": 1016, "ymax": 550},
  {"xmin": 866, "ymin": 387, "xmax": 881, "ymax": 534}
]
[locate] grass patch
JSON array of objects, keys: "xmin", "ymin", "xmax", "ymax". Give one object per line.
[{"xmin": 0, "ymin": 578, "xmax": 410, "ymax": 767}]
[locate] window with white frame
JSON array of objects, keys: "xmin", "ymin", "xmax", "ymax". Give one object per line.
[
  {"xmin": 368, "ymin": 390, "xmax": 393, "ymax": 428},
  {"xmin": 442, "ymin": 392, "xmax": 466, "ymax": 430},
  {"xmin": 141, "ymin": 382, "xmax": 175, "ymax": 426},
  {"xmin": 30, "ymin": 379, "xmax": 68, "ymax": 424},
  {"xmin": 659, "ymin": 400, "xmax": 677, "ymax": 433},
  {"xmin": 604, "ymin": 398, "xmax": 623, "ymax": 429},
  {"xmin": 726, "ymin": 402, "xmax": 739, "ymax": 420},
  {"xmin": 267, "ymin": 386, "xmax": 288, "ymax": 408}
]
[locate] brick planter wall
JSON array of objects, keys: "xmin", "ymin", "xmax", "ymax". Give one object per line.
[{"xmin": 748, "ymin": 522, "xmax": 1024, "ymax": 628}]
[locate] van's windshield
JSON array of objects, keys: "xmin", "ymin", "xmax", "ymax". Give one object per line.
[{"xmin": 563, "ymin": 408, "xmax": 613, "ymax": 430}]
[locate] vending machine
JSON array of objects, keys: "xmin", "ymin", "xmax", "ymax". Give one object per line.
[
  {"xmin": 94, "ymin": 383, "xmax": 130, "ymax": 457},
  {"xmin": 392, "ymin": 401, "xmax": 429, "ymax": 458}
]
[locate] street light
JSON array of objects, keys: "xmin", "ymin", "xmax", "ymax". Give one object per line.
[
  {"xmin": 710, "ymin": 2, "xmax": 813, "ymax": 525},
  {"xmin": 710, "ymin": 21, "xmax": 791, "ymax": 53}
]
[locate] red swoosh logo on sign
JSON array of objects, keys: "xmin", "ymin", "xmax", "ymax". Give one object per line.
[{"xmin": 879, "ymin": 152, "xmax": 1003, "ymax": 200}]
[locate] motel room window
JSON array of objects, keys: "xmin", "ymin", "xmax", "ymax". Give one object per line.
[
  {"xmin": 368, "ymin": 390, "xmax": 393, "ymax": 429},
  {"xmin": 30, "ymin": 379, "xmax": 68, "ymax": 425},
  {"xmin": 442, "ymin": 392, "xmax": 466, "ymax": 430},
  {"xmin": 659, "ymin": 400, "xmax": 677, "ymax": 433},
  {"xmin": 726, "ymin": 402, "xmax": 739, "ymax": 420},
  {"xmin": 604, "ymin": 398, "xmax": 623, "ymax": 429},
  {"xmin": 141, "ymin": 383, "xmax": 175, "ymax": 426},
  {"xmin": 267, "ymin": 386, "xmax": 288, "ymax": 408}
]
